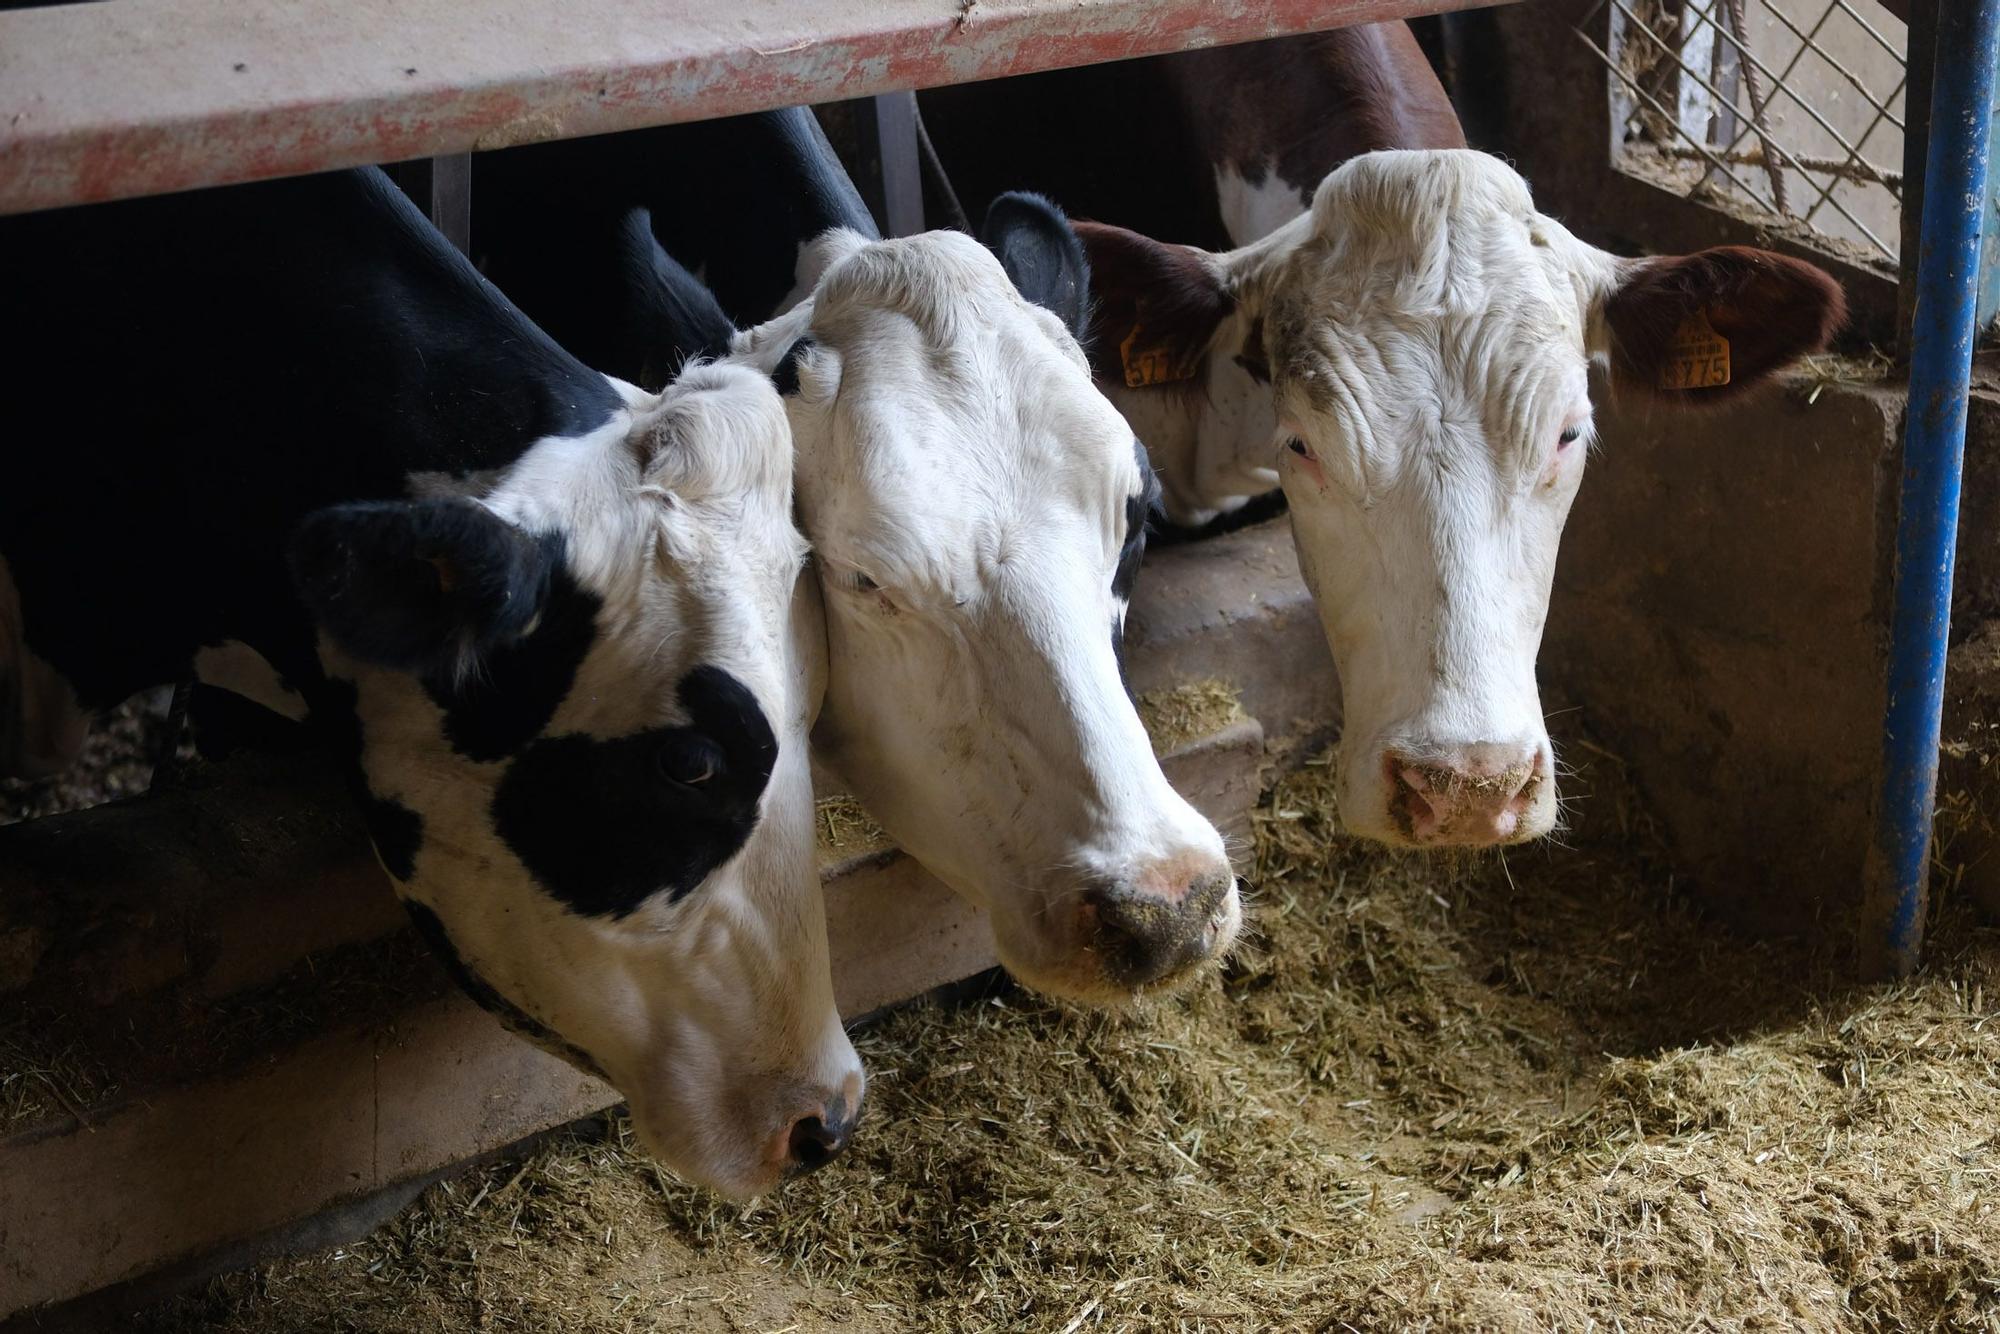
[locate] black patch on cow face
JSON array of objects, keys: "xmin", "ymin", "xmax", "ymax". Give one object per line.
[
  {"xmin": 403, "ymin": 900, "xmax": 608, "ymax": 1079},
  {"xmin": 425, "ymin": 553, "xmax": 602, "ymax": 762},
  {"xmin": 490, "ymin": 665, "xmax": 778, "ymax": 920},
  {"xmin": 362, "ymin": 793, "xmax": 424, "ymax": 881},
  {"xmin": 772, "ymin": 336, "xmax": 815, "ymax": 397},
  {"xmin": 310, "ymin": 677, "xmax": 430, "ymax": 884},
  {"xmin": 1233, "ymin": 316, "xmax": 1272, "ymax": 385},
  {"xmin": 1112, "ymin": 439, "xmax": 1160, "ymax": 608},
  {"xmin": 1111, "ymin": 439, "xmax": 1161, "ymax": 691}
]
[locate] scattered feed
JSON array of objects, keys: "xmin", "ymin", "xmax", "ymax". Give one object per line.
[
  {"xmin": 117, "ymin": 733, "xmax": 2000, "ymax": 1332},
  {"xmin": 0, "ymin": 690, "xmax": 180, "ymax": 828},
  {"xmin": 815, "ymin": 795, "xmax": 889, "ymax": 866},
  {"xmin": 1137, "ymin": 680, "xmax": 1250, "ymax": 757}
]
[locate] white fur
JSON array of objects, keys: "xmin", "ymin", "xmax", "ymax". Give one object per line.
[
  {"xmin": 328, "ymin": 364, "xmax": 857, "ymax": 1199},
  {"xmin": 193, "ymin": 641, "xmax": 309, "ymax": 722},
  {"xmin": 1214, "ymin": 160, "xmax": 1311, "ymax": 249},
  {"xmin": 735, "ymin": 229, "xmax": 1240, "ymax": 1001},
  {"xmin": 1121, "ymin": 150, "xmax": 1653, "ymax": 845}
]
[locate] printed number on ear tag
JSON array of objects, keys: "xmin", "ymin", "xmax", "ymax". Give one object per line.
[
  {"xmin": 1658, "ymin": 309, "xmax": 1732, "ymax": 391},
  {"xmin": 1120, "ymin": 324, "xmax": 1200, "ymax": 389}
]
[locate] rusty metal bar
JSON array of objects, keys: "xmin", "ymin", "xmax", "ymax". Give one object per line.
[{"xmin": 0, "ymin": 0, "xmax": 1508, "ymax": 217}]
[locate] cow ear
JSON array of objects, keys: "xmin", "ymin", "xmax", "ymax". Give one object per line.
[
  {"xmin": 1071, "ymin": 220, "xmax": 1234, "ymax": 391},
  {"xmin": 1600, "ymin": 246, "xmax": 1845, "ymax": 405},
  {"xmin": 290, "ymin": 498, "xmax": 557, "ymax": 676},
  {"xmin": 980, "ymin": 191, "xmax": 1091, "ymax": 339},
  {"xmin": 623, "ymin": 211, "xmax": 738, "ymax": 383}
]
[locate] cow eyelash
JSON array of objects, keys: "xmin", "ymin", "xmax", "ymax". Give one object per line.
[{"xmin": 831, "ymin": 566, "xmax": 882, "ymax": 595}]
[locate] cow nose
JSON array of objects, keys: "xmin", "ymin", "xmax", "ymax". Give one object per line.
[
  {"xmin": 1384, "ymin": 744, "xmax": 1543, "ymax": 846},
  {"xmin": 1081, "ymin": 866, "xmax": 1237, "ymax": 989},
  {"xmin": 785, "ymin": 1104, "xmax": 857, "ymax": 1177}
]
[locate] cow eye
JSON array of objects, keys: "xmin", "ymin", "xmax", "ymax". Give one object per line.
[
  {"xmin": 656, "ymin": 735, "xmax": 724, "ymax": 787},
  {"xmin": 1287, "ymin": 438, "xmax": 1313, "ymax": 459},
  {"xmin": 852, "ymin": 571, "xmax": 880, "ymax": 593},
  {"xmin": 1558, "ymin": 425, "xmax": 1583, "ymax": 447}
]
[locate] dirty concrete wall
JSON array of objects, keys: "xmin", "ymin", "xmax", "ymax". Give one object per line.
[
  {"xmin": 1482, "ymin": 0, "xmax": 1930, "ymax": 946},
  {"xmin": 1543, "ymin": 377, "xmax": 1899, "ymax": 938}
]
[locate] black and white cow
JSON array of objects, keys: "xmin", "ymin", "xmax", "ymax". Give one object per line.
[
  {"xmin": 0, "ymin": 167, "xmax": 861, "ymax": 1199},
  {"xmin": 475, "ymin": 113, "xmax": 1242, "ymax": 1003},
  {"xmin": 918, "ymin": 32, "xmax": 1845, "ymax": 850}
]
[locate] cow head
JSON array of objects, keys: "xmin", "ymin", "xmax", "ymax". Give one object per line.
[
  {"xmin": 734, "ymin": 196, "xmax": 1240, "ymax": 1003},
  {"xmin": 290, "ymin": 363, "xmax": 861, "ymax": 1199},
  {"xmin": 1078, "ymin": 150, "xmax": 1842, "ymax": 849}
]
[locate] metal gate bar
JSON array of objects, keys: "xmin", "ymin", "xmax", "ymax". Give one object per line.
[
  {"xmin": 1865, "ymin": 0, "xmax": 2000, "ymax": 978},
  {"xmin": 0, "ymin": 0, "xmax": 1507, "ymax": 217}
]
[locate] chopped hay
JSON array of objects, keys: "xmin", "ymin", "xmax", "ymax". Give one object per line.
[
  {"xmin": 815, "ymin": 794, "xmax": 889, "ymax": 865},
  {"xmin": 1137, "ymin": 679, "xmax": 1249, "ymax": 756},
  {"xmin": 139, "ymin": 735, "xmax": 2000, "ymax": 1333},
  {"xmin": 0, "ymin": 689, "xmax": 183, "ymax": 828}
]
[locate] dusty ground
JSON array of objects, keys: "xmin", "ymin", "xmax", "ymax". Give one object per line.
[{"xmin": 127, "ymin": 726, "xmax": 2000, "ymax": 1334}]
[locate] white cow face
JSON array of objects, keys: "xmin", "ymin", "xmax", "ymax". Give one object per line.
[
  {"xmin": 738, "ymin": 208, "xmax": 1240, "ymax": 1003},
  {"xmin": 1079, "ymin": 150, "xmax": 1842, "ymax": 849},
  {"xmin": 291, "ymin": 364, "xmax": 862, "ymax": 1200}
]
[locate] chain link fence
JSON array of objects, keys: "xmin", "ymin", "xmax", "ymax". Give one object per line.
[{"xmin": 1578, "ymin": 0, "xmax": 1907, "ymax": 266}]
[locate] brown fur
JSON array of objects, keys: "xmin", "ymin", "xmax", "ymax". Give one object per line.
[
  {"xmin": 1604, "ymin": 246, "xmax": 1847, "ymax": 405},
  {"xmin": 1072, "ymin": 222, "xmax": 1235, "ymax": 388},
  {"xmin": 1180, "ymin": 24, "xmax": 1466, "ymax": 199}
]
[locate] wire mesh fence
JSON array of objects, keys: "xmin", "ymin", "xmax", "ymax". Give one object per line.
[{"xmin": 1577, "ymin": 0, "xmax": 1907, "ymax": 265}]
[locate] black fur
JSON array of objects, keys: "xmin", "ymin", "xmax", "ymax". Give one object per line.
[
  {"xmin": 423, "ymin": 553, "xmax": 602, "ymax": 763},
  {"xmin": 620, "ymin": 211, "xmax": 738, "ymax": 385},
  {"xmin": 491, "ymin": 666, "xmax": 778, "ymax": 919},
  {"xmin": 289, "ymin": 499, "xmax": 558, "ymax": 677},
  {"xmin": 1110, "ymin": 438, "xmax": 1161, "ymax": 686},
  {"xmin": 362, "ymin": 793, "xmax": 425, "ymax": 882},
  {"xmin": 1112, "ymin": 440, "xmax": 1159, "ymax": 608},
  {"xmin": 0, "ymin": 166, "xmax": 620, "ymax": 720},
  {"xmin": 773, "ymin": 337, "xmax": 816, "ymax": 397},
  {"xmin": 476, "ymin": 107, "xmax": 879, "ymax": 358},
  {"xmin": 979, "ymin": 192, "xmax": 1092, "ymax": 339}
]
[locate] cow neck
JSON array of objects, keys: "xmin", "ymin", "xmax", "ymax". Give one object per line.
[{"xmin": 0, "ymin": 167, "xmax": 623, "ymax": 717}]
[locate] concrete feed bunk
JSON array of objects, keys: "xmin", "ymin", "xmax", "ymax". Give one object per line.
[
  {"xmin": 131, "ymin": 723, "xmax": 2000, "ymax": 1332},
  {"xmin": 0, "ymin": 521, "xmax": 1329, "ymax": 1319}
]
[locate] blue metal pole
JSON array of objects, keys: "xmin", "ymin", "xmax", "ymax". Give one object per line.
[{"xmin": 1870, "ymin": 0, "xmax": 2000, "ymax": 978}]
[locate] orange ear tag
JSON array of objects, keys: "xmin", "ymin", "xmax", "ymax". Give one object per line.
[
  {"xmin": 1657, "ymin": 308, "xmax": 1732, "ymax": 391},
  {"xmin": 1119, "ymin": 323, "xmax": 1201, "ymax": 389}
]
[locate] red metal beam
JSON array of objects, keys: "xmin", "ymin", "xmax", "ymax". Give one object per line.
[{"xmin": 0, "ymin": 0, "xmax": 1507, "ymax": 216}]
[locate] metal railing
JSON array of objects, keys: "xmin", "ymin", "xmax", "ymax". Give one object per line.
[{"xmin": 1578, "ymin": 0, "xmax": 1907, "ymax": 264}]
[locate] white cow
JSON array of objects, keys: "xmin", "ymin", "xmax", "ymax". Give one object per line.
[
  {"xmin": 471, "ymin": 119, "xmax": 1248, "ymax": 1003},
  {"xmin": 728, "ymin": 199, "xmax": 1244, "ymax": 1003},
  {"xmin": 1077, "ymin": 150, "xmax": 1843, "ymax": 848}
]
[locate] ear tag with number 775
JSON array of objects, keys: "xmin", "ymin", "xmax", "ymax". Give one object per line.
[{"xmin": 1658, "ymin": 308, "xmax": 1732, "ymax": 391}]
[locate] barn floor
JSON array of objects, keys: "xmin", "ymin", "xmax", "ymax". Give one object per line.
[{"xmin": 131, "ymin": 739, "xmax": 2000, "ymax": 1334}]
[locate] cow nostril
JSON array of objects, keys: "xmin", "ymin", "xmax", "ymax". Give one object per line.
[
  {"xmin": 786, "ymin": 1114, "xmax": 847, "ymax": 1175},
  {"xmin": 1389, "ymin": 763, "xmax": 1442, "ymax": 839},
  {"xmin": 1083, "ymin": 879, "xmax": 1223, "ymax": 989}
]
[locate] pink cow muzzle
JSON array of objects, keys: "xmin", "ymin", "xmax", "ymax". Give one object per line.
[{"xmin": 1383, "ymin": 741, "xmax": 1550, "ymax": 847}]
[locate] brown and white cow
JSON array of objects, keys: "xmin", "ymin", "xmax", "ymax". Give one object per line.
[{"xmin": 921, "ymin": 25, "xmax": 1843, "ymax": 850}]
